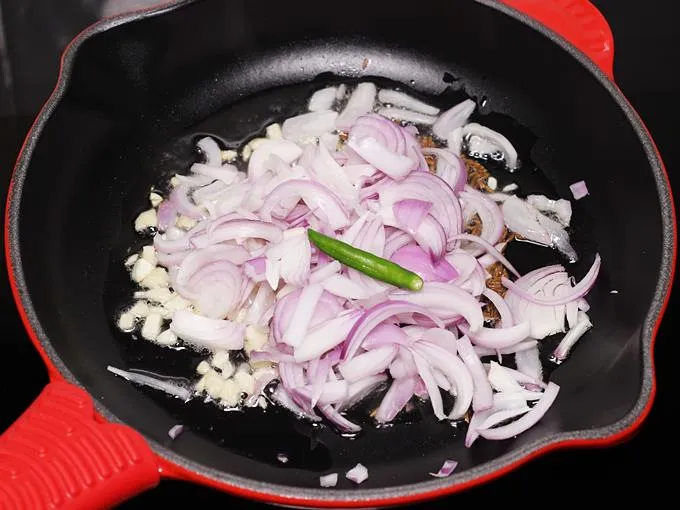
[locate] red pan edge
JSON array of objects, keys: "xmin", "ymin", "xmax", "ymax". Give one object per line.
[{"xmin": 2, "ymin": 0, "xmax": 676, "ymax": 508}]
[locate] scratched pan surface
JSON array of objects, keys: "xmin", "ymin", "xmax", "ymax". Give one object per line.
[{"xmin": 7, "ymin": 0, "xmax": 673, "ymax": 499}]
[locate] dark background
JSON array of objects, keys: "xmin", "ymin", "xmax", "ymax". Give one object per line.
[{"xmin": 0, "ymin": 0, "xmax": 677, "ymax": 506}]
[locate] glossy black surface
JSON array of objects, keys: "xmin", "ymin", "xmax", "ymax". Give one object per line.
[{"xmin": 1, "ymin": 0, "xmax": 678, "ymax": 506}]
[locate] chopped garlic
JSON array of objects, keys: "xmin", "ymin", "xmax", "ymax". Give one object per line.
[
  {"xmin": 148, "ymin": 306, "xmax": 172, "ymax": 320},
  {"xmin": 117, "ymin": 312, "xmax": 136, "ymax": 332},
  {"xmin": 131, "ymin": 258, "xmax": 154, "ymax": 282},
  {"xmin": 242, "ymin": 145, "xmax": 252, "ymax": 162},
  {"xmin": 149, "ymin": 192, "xmax": 163, "ymax": 207},
  {"xmin": 124, "ymin": 254, "xmax": 139, "ymax": 267},
  {"xmin": 234, "ymin": 371, "xmax": 256, "ymax": 395},
  {"xmin": 128, "ymin": 301, "xmax": 150, "ymax": 318},
  {"xmin": 134, "ymin": 209, "xmax": 157, "ymax": 232},
  {"xmin": 244, "ymin": 325, "xmax": 269, "ymax": 353},
  {"xmin": 219, "ymin": 379, "xmax": 240, "ymax": 406},
  {"xmin": 211, "ymin": 350, "xmax": 230, "ymax": 369},
  {"xmin": 170, "ymin": 176, "xmax": 181, "ymax": 187},
  {"xmin": 487, "ymin": 176, "xmax": 498, "ymax": 190},
  {"xmin": 141, "ymin": 267, "xmax": 169, "ymax": 289},
  {"xmin": 195, "ymin": 374, "xmax": 208, "ymax": 392},
  {"xmin": 135, "ymin": 287, "xmax": 173, "ymax": 304},
  {"xmin": 205, "ymin": 371, "xmax": 224, "ymax": 399},
  {"xmin": 176, "ymin": 215, "xmax": 197, "ymax": 230},
  {"xmin": 156, "ymin": 329, "xmax": 178, "ymax": 346},
  {"xmin": 141, "ymin": 245, "xmax": 157, "ymax": 265},
  {"xmin": 221, "ymin": 149, "xmax": 238, "ymax": 163},
  {"xmin": 248, "ymin": 137, "xmax": 268, "ymax": 151},
  {"xmin": 196, "ymin": 360, "xmax": 211, "ymax": 375},
  {"xmin": 250, "ymin": 360, "xmax": 273, "ymax": 371},
  {"xmin": 218, "ymin": 361, "xmax": 235, "ymax": 379},
  {"xmin": 265, "ymin": 123, "xmax": 283, "ymax": 140},
  {"xmin": 141, "ymin": 313, "xmax": 163, "ymax": 341},
  {"xmin": 258, "ymin": 397, "xmax": 268, "ymax": 409},
  {"xmin": 164, "ymin": 294, "xmax": 191, "ymax": 312},
  {"xmin": 502, "ymin": 183, "xmax": 518, "ymax": 192}
]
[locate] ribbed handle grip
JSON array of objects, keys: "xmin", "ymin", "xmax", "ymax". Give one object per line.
[{"xmin": 0, "ymin": 381, "xmax": 159, "ymax": 509}]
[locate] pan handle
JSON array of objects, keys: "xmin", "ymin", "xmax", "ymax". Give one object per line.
[
  {"xmin": 0, "ymin": 381, "xmax": 160, "ymax": 508},
  {"xmin": 498, "ymin": 0, "xmax": 615, "ymax": 79}
]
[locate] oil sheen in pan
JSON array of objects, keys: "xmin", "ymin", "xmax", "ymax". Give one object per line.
[{"xmin": 102, "ymin": 76, "xmax": 597, "ymax": 471}]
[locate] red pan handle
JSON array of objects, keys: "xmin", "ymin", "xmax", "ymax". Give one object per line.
[
  {"xmin": 0, "ymin": 381, "xmax": 159, "ymax": 508},
  {"xmin": 499, "ymin": 0, "xmax": 615, "ymax": 79}
]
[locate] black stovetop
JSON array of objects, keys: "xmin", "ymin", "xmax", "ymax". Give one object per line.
[{"xmin": 1, "ymin": 0, "xmax": 677, "ymax": 506}]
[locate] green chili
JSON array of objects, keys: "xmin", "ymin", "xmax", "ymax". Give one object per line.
[{"xmin": 307, "ymin": 229, "xmax": 424, "ymax": 292}]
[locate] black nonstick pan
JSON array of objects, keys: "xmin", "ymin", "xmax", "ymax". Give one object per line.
[{"xmin": 2, "ymin": 0, "xmax": 676, "ymax": 507}]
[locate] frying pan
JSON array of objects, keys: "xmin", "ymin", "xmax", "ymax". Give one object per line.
[{"xmin": 2, "ymin": 0, "xmax": 676, "ymax": 507}]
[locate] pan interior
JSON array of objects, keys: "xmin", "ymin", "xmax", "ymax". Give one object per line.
[{"xmin": 13, "ymin": 0, "xmax": 662, "ymax": 491}]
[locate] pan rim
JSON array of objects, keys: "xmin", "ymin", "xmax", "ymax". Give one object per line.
[{"xmin": 4, "ymin": 0, "xmax": 676, "ymax": 506}]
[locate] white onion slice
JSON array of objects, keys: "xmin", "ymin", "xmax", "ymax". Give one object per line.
[
  {"xmin": 378, "ymin": 89, "xmax": 440, "ymax": 115},
  {"xmin": 345, "ymin": 463, "xmax": 369, "ymax": 484},
  {"xmin": 309, "ymin": 87, "xmax": 337, "ymax": 112}
]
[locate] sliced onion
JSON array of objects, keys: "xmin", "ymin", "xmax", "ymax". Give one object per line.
[
  {"xmin": 432, "ymin": 99, "xmax": 476, "ymax": 140},
  {"xmin": 378, "ymin": 107, "xmax": 437, "ymax": 125},
  {"xmin": 429, "ymin": 459, "xmax": 458, "ymax": 478},
  {"xmin": 393, "ymin": 199, "xmax": 433, "ymax": 235},
  {"xmin": 482, "ymin": 288, "xmax": 514, "ymax": 328},
  {"xmin": 378, "ymin": 89, "xmax": 440, "ymax": 115},
  {"xmin": 247, "ymin": 139, "xmax": 303, "ymax": 180},
  {"xmin": 389, "ymin": 347, "xmax": 418, "ymax": 379},
  {"xmin": 170, "ymin": 309, "xmax": 245, "ymax": 351},
  {"xmin": 526, "ymin": 194, "xmax": 572, "ymax": 227},
  {"xmin": 503, "ymin": 254, "xmax": 601, "ymax": 307},
  {"xmin": 375, "ymin": 376, "xmax": 417, "ymax": 423},
  {"xmin": 294, "ymin": 310, "xmax": 362, "ymax": 363},
  {"xmin": 309, "ymin": 87, "xmax": 337, "ymax": 112},
  {"xmin": 392, "ymin": 282, "xmax": 484, "ymax": 331},
  {"xmin": 514, "ymin": 345, "xmax": 543, "ymax": 382},
  {"xmin": 501, "ymin": 195, "xmax": 577, "ymax": 262},
  {"xmin": 191, "ymin": 219, "xmax": 283, "ymax": 248},
  {"xmin": 362, "ymin": 323, "xmax": 411, "ymax": 350},
  {"xmin": 450, "ymin": 233, "xmax": 520, "ymax": 277},
  {"xmin": 319, "ymin": 473, "xmax": 339, "ymax": 488},
  {"xmin": 336, "ymin": 373, "xmax": 388, "ymax": 412},
  {"xmin": 462, "ymin": 123, "xmax": 519, "ymax": 170},
  {"xmin": 413, "ymin": 351, "xmax": 446, "ymax": 420},
  {"xmin": 260, "ymin": 179, "xmax": 350, "ymax": 230},
  {"xmin": 347, "ymin": 136, "xmax": 416, "ymax": 180},
  {"xmin": 282, "ymin": 110, "xmax": 338, "ymax": 142},
  {"xmin": 157, "ymin": 200, "xmax": 178, "ymax": 231},
  {"xmin": 569, "ymin": 180, "xmax": 589, "ymax": 200},
  {"xmin": 338, "ymin": 345, "xmax": 398, "ymax": 382},
  {"xmin": 473, "ymin": 340, "xmax": 538, "ymax": 357},
  {"xmin": 390, "ymin": 244, "xmax": 458, "ymax": 283},
  {"xmin": 342, "ymin": 301, "xmax": 445, "ymax": 361},
  {"xmin": 479, "ymin": 382, "xmax": 560, "ymax": 440},
  {"xmin": 345, "ymin": 463, "xmax": 369, "ymax": 484},
  {"xmin": 422, "ymin": 148, "xmax": 467, "ymax": 193},
  {"xmin": 456, "ymin": 335, "xmax": 493, "ymax": 411},
  {"xmin": 461, "ymin": 321, "xmax": 531, "ymax": 350},
  {"xmin": 197, "ymin": 137, "xmax": 222, "ymax": 167},
  {"xmin": 553, "ymin": 312, "xmax": 593, "ymax": 361},
  {"xmin": 281, "ymin": 283, "xmax": 324, "ymax": 347},
  {"xmin": 460, "ymin": 187, "xmax": 506, "ymax": 251},
  {"xmin": 380, "ymin": 172, "xmax": 463, "ymax": 244},
  {"xmin": 336, "ymin": 82, "xmax": 377, "ymax": 129},
  {"xmin": 413, "ymin": 341, "xmax": 473, "ymax": 419},
  {"xmin": 170, "ymin": 184, "xmax": 205, "ymax": 220},
  {"xmin": 319, "ymin": 405, "xmax": 361, "ymax": 433}
]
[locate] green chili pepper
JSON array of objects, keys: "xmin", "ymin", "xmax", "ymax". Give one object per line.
[{"xmin": 307, "ymin": 229, "xmax": 424, "ymax": 292}]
